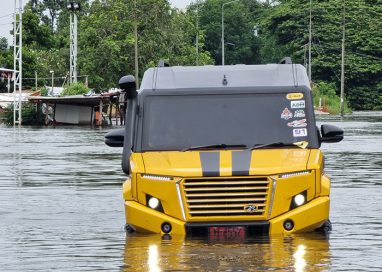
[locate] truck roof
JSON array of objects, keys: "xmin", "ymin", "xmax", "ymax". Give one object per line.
[{"xmin": 139, "ymin": 64, "xmax": 310, "ymax": 92}]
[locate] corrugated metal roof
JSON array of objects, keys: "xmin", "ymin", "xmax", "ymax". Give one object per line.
[{"xmin": 28, "ymin": 95, "xmax": 112, "ymax": 106}]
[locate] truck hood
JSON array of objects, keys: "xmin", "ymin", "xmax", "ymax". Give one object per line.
[{"xmin": 140, "ymin": 149, "xmax": 311, "ymax": 177}]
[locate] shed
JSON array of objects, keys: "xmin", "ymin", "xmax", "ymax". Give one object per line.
[{"xmin": 28, "ymin": 93, "xmax": 123, "ymax": 125}]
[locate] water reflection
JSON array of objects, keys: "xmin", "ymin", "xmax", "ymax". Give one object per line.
[
  {"xmin": 293, "ymin": 244, "xmax": 306, "ymax": 272},
  {"xmin": 148, "ymin": 244, "xmax": 160, "ymax": 272},
  {"xmin": 123, "ymin": 233, "xmax": 331, "ymax": 271},
  {"xmin": 0, "ymin": 112, "xmax": 381, "ymax": 271}
]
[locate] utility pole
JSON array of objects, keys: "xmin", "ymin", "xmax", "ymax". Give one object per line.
[
  {"xmin": 50, "ymin": 70, "xmax": 54, "ymax": 95},
  {"xmin": 340, "ymin": 0, "xmax": 346, "ymax": 116},
  {"xmin": 196, "ymin": 1, "xmax": 199, "ymax": 66},
  {"xmin": 302, "ymin": 44, "xmax": 308, "ymax": 68},
  {"xmin": 134, "ymin": 0, "xmax": 139, "ymax": 88},
  {"xmin": 13, "ymin": 0, "xmax": 22, "ymax": 126},
  {"xmin": 67, "ymin": 2, "xmax": 80, "ymax": 84},
  {"xmin": 221, "ymin": 3, "xmax": 224, "ymax": 65},
  {"xmin": 308, "ymin": 0, "xmax": 312, "ymax": 81},
  {"xmin": 222, "ymin": 0, "xmax": 240, "ymax": 66}
]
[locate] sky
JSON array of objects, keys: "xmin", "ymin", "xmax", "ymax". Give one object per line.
[{"xmin": 0, "ymin": 0, "xmax": 193, "ymax": 44}]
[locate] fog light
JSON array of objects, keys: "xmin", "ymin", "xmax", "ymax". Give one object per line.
[
  {"xmin": 294, "ymin": 194, "xmax": 306, "ymax": 207},
  {"xmin": 284, "ymin": 219, "xmax": 294, "ymax": 231},
  {"xmin": 148, "ymin": 197, "xmax": 160, "ymax": 209},
  {"xmin": 161, "ymin": 222, "xmax": 172, "ymax": 233}
]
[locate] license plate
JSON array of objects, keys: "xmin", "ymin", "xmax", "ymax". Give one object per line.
[{"xmin": 208, "ymin": 226, "xmax": 246, "ymax": 240}]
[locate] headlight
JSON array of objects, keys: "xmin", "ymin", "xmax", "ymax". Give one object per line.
[
  {"xmin": 146, "ymin": 194, "xmax": 164, "ymax": 212},
  {"xmin": 294, "ymin": 194, "xmax": 306, "ymax": 207},
  {"xmin": 290, "ymin": 191, "xmax": 307, "ymax": 210},
  {"xmin": 148, "ymin": 197, "xmax": 160, "ymax": 209}
]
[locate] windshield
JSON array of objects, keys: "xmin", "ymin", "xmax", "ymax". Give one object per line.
[{"xmin": 141, "ymin": 93, "xmax": 313, "ymax": 151}]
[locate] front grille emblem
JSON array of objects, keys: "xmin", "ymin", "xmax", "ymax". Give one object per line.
[{"xmin": 244, "ymin": 204, "xmax": 257, "ymax": 214}]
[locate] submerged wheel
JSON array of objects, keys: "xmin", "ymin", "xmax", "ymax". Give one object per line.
[
  {"xmin": 124, "ymin": 224, "xmax": 136, "ymax": 233},
  {"xmin": 315, "ymin": 220, "xmax": 332, "ymax": 234}
]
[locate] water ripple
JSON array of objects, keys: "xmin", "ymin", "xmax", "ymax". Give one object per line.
[{"xmin": 0, "ymin": 112, "xmax": 381, "ymax": 271}]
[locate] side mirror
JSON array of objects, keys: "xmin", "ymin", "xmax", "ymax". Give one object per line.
[
  {"xmin": 105, "ymin": 129, "xmax": 125, "ymax": 147},
  {"xmin": 321, "ymin": 124, "xmax": 343, "ymax": 143}
]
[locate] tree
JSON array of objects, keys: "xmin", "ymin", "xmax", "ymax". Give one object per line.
[
  {"xmin": 78, "ymin": 0, "xmax": 212, "ymax": 90},
  {"xmin": 189, "ymin": 0, "xmax": 261, "ymax": 65},
  {"xmin": 261, "ymin": 0, "xmax": 382, "ymax": 110},
  {"xmin": 0, "ymin": 37, "xmax": 12, "ymax": 92},
  {"xmin": 22, "ymin": 7, "xmax": 55, "ymax": 48},
  {"xmin": 0, "ymin": 38, "xmax": 8, "ymax": 51}
]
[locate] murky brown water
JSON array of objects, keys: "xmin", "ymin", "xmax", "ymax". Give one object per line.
[{"xmin": 0, "ymin": 111, "xmax": 381, "ymax": 271}]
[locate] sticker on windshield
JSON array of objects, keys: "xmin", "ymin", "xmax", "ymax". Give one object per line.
[
  {"xmin": 288, "ymin": 119, "xmax": 307, "ymax": 128},
  {"xmin": 286, "ymin": 93, "xmax": 304, "ymax": 100},
  {"xmin": 281, "ymin": 108, "xmax": 293, "ymax": 120},
  {"xmin": 293, "ymin": 128, "xmax": 307, "ymax": 137},
  {"xmin": 294, "ymin": 110, "xmax": 306, "ymax": 118},
  {"xmin": 291, "ymin": 100, "xmax": 305, "ymax": 109}
]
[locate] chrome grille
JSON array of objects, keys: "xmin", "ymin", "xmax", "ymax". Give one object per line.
[{"xmin": 182, "ymin": 177, "xmax": 271, "ymax": 217}]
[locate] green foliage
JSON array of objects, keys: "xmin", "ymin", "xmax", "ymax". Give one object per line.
[
  {"xmin": 3, "ymin": 103, "xmax": 44, "ymax": 126},
  {"xmin": 189, "ymin": 0, "xmax": 261, "ymax": 65},
  {"xmin": 40, "ymin": 86, "xmax": 49, "ymax": 96},
  {"xmin": 0, "ymin": 0, "xmax": 380, "ymax": 111},
  {"xmin": 347, "ymin": 85, "xmax": 382, "ymax": 111},
  {"xmin": 61, "ymin": 82, "xmax": 89, "ymax": 96},
  {"xmin": 77, "ymin": 0, "xmax": 213, "ymax": 89},
  {"xmin": 312, "ymin": 81, "xmax": 351, "ymax": 115},
  {"xmin": 0, "ymin": 37, "xmax": 8, "ymax": 51},
  {"xmin": 261, "ymin": 0, "xmax": 382, "ymax": 110},
  {"xmin": 23, "ymin": 7, "xmax": 55, "ymax": 48}
]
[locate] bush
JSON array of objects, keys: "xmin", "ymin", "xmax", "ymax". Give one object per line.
[
  {"xmin": 2, "ymin": 103, "xmax": 44, "ymax": 126},
  {"xmin": 40, "ymin": 86, "xmax": 49, "ymax": 96},
  {"xmin": 312, "ymin": 81, "xmax": 352, "ymax": 114},
  {"xmin": 61, "ymin": 82, "xmax": 89, "ymax": 96}
]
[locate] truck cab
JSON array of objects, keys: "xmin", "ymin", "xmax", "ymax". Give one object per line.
[{"xmin": 106, "ymin": 62, "xmax": 343, "ymax": 237}]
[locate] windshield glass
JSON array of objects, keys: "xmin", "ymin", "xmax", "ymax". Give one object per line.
[{"xmin": 141, "ymin": 93, "xmax": 313, "ymax": 151}]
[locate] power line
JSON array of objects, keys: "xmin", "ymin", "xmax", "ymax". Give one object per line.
[
  {"xmin": 314, "ymin": 42, "xmax": 382, "ymax": 61},
  {"xmin": 348, "ymin": 51, "xmax": 382, "ymax": 61},
  {"xmin": 23, "ymin": 75, "xmax": 89, "ymax": 80},
  {"xmin": 0, "ymin": 13, "xmax": 14, "ymax": 20}
]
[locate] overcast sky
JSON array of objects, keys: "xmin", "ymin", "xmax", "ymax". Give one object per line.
[{"xmin": 0, "ymin": 0, "xmax": 193, "ymax": 44}]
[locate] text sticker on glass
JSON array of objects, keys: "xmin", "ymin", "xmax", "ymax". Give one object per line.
[
  {"xmin": 293, "ymin": 128, "xmax": 307, "ymax": 137},
  {"xmin": 291, "ymin": 100, "xmax": 305, "ymax": 109}
]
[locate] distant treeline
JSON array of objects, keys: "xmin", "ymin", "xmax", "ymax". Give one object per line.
[{"xmin": 0, "ymin": 0, "xmax": 381, "ymax": 110}]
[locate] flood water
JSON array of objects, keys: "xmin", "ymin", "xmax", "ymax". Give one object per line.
[{"xmin": 0, "ymin": 111, "xmax": 381, "ymax": 271}]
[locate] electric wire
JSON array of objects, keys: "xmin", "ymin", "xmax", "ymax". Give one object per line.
[
  {"xmin": 315, "ymin": 39, "xmax": 382, "ymax": 61},
  {"xmin": 0, "ymin": 13, "xmax": 14, "ymax": 20}
]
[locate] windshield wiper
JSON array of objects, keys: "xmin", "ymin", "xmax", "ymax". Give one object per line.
[
  {"xmin": 181, "ymin": 144, "xmax": 247, "ymax": 152},
  {"xmin": 250, "ymin": 141, "xmax": 308, "ymax": 150}
]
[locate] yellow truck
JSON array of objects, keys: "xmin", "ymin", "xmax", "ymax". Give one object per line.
[{"xmin": 105, "ymin": 60, "xmax": 343, "ymax": 238}]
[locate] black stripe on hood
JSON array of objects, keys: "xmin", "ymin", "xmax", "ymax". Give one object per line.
[
  {"xmin": 232, "ymin": 150, "xmax": 252, "ymax": 176},
  {"xmin": 200, "ymin": 152, "xmax": 220, "ymax": 177}
]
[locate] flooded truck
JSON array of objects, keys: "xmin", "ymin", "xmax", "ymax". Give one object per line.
[{"xmin": 105, "ymin": 60, "xmax": 343, "ymax": 238}]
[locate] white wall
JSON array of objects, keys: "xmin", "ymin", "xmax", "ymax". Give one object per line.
[{"xmin": 55, "ymin": 104, "xmax": 92, "ymax": 124}]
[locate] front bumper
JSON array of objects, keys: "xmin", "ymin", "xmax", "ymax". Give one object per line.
[{"xmin": 124, "ymin": 196, "xmax": 329, "ymax": 235}]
